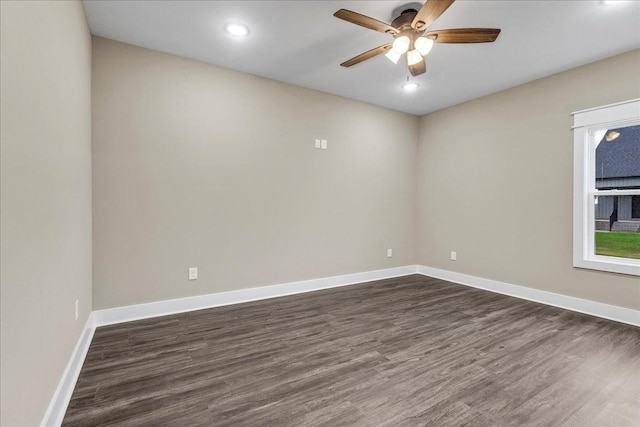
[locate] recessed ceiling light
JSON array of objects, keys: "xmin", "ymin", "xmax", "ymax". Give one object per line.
[
  {"xmin": 401, "ymin": 82, "xmax": 419, "ymax": 92},
  {"xmin": 224, "ymin": 22, "xmax": 249, "ymax": 37}
]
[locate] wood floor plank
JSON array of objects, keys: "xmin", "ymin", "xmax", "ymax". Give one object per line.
[{"xmin": 63, "ymin": 275, "xmax": 640, "ymax": 426}]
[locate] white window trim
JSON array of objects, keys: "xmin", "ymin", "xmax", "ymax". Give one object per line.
[{"xmin": 572, "ymin": 98, "xmax": 640, "ymax": 276}]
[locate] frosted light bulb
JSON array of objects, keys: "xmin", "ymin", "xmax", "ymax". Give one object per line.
[
  {"xmin": 392, "ymin": 36, "xmax": 410, "ymax": 54},
  {"xmin": 407, "ymin": 49, "xmax": 423, "ymax": 66},
  {"xmin": 385, "ymin": 49, "xmax": 402, "ymax": 64},
  {"xmin": 414, "ymin": 37, "xmax": 434, "ymax": 56}
]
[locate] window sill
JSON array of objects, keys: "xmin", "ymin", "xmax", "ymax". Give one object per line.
[{"xmin": 574, "ymin": 256, "xmax": 640, "ymax": 276}]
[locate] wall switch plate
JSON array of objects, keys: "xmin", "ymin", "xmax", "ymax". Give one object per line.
[
  {"xmin": 188, "ymin": 267, "xmax": 198, "ymax": 280},
  {"xmin": 315, "ymin": 139, "xmax": 321, "ymax": 148},
  {"xmin": 75, "ymin": 300, "xmax": 79, "ymax": 321},
  {"xmin": 387, "ymin": 248, "xmax": 393, "ymax": 258},
  {"xmin": 321, "ymin": 139, "xmax": 327, "ymax": 149},
  {"xmin": 450, "ymin": 251, "xmax": 457, "ymax": 261}
]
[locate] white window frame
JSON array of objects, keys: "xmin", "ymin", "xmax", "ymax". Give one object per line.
[{"xmin": 572, "ymin": 98, "xmax": 640, "ymax": 276}]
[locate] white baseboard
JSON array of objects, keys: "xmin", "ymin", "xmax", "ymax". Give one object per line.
[
  {"xmin": 417, "ymin": 265, "xmax": 640, "ymax": 327},
  {"xmin": 92, "ymin": 265, "xmax": 418, "ymax": 327},
  {"xmin": 92, "ymin": 263, "xmax": 639, "ymax": 328},
  {"xmin": 41, "ymin": 313, "xmax": 96, "ymax": 427}
]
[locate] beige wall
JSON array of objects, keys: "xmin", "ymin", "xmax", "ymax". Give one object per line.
[
  {"xmin": 417, "ymin": 49, "xmax": 640, "ymax": 310},
  {"xmin": 92, "ymin": 37, "xmax": 418, "ymax": 310},
  {"xmin": 0, "ymin": 1, "xmax": 93, "ymax": 426}
]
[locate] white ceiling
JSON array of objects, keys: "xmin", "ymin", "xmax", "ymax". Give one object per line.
[{"xmin": 82, "ymin": 0, "xmax": 640, "ymax": 116}]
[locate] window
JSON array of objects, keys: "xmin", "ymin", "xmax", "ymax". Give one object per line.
[
  {"xmin": 573, "ymin": 99, "xmax": 640, "ymax": 276},
  {"xmin": 633, "ymin": 195, "xmax": 640, "ymax": 219}
]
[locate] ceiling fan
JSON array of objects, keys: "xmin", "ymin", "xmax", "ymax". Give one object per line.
[{"xmin": 334, "ymin": 0, "xmax": 501, "ymax": 76}]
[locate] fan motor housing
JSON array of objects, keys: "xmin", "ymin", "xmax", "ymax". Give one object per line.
[{"xmin": 391, "ymin": 9, "xmax": 418, "ymax": 30}]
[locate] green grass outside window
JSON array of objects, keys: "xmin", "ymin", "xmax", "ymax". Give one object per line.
[{"xmin": 595, "ymin": 232, "xmax": 640, "ymax": 260}]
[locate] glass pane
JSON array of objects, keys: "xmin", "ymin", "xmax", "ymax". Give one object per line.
[
  {"xmin": 593, "ymin": 124, "xmax": 640, "ymax": 260},
  {"xmin": 594, "ymin": 195, "xmax": 640, "ymax": 260},
  {"xmin": 595, "ymin": 124, "xmax": 640, "ymax": 190}
]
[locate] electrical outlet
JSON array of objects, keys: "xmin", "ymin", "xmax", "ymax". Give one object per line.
[
  {"xmin": 315, "ymin": 139, "xmax": 321, "ymax": 148},
  {"xmin": 387, "ymin": 248, "xmax": 393, "ymax": 258},
  {"xmin": 75, "ymin": 300, "xmax": 79, "ymax": 321},
  {"xmin": 450, "ymin": 251, "xmax": 457, "ymax": 261},
  {"xmin": 188, "ymin": 267, "xmax": 198, "ymax": 281}
]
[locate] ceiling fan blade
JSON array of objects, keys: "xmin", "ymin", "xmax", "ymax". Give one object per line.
[
  {"xmin": 334, "ymin": 9, "xmax": 399, "ymax": 35},
  {"xmin": 426, "ymin": 28, "xmax": 501, "ymax": 43},
  {"xmin": 408, "ymin": 58, "xmax": 426, "ymax": 76},
  {"xmin": 411, "ymin": 0, "xmax": 456, "ymax": 31},
  {"xmin": 341, "ymin": 43, "xmax": 393, "ymax": 67}
]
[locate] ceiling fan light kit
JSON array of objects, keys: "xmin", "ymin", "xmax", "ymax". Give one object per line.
[
  {"xmin": 334, "ymin": 0, "xmax": 501, "ymax": 76},
  {"xmin": 388, "ymin": 34, "xmax": 432, "ymax": 66}
]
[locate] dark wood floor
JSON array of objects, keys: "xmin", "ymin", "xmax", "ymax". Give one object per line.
[{"xmin": 63, "ymin": 275, "xmax": 640, "ymax": 426}]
